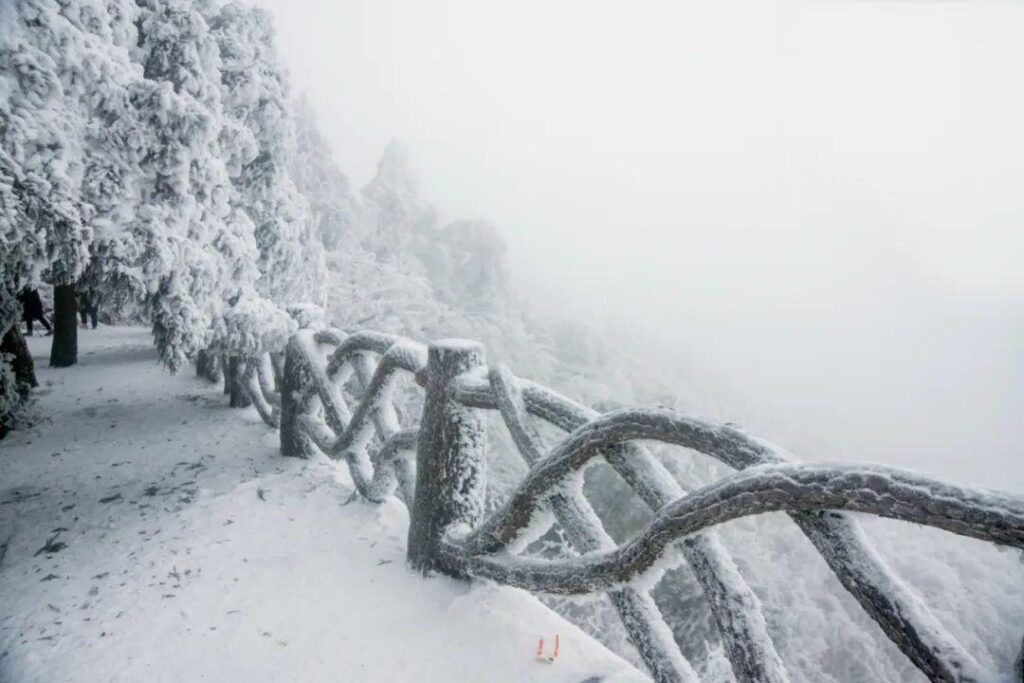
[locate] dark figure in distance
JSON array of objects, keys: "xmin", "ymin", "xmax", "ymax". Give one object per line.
[
  {"xmin": 18, "ymin": 287, "xmax": 51, "ymax": 336},
  {"xmin": 79, "ymin": 288, "xmax": 99, "ymax": 329}
]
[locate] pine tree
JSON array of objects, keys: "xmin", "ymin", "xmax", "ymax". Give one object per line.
[
  {"xmin": 129, "ymin": 0, "xmax": 246, "ymax": 370},
  {"xmin": 361, "ymin": 139, "xmax": 436, "ymax": 264},
  {"xmin": 210, "ymin": 3, "xmax": 323, "ymax": 310},
  {"xmin": 291, "ymin": 95, "xmax": 361, "ymax": 250},
  {"xmin": 0, "ymin": 0, "xmax": 85, "ymax": 393}
]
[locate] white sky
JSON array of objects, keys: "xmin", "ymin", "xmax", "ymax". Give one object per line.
[{"xmin": 255, "ymin": 0, "xmax": 1024, "ymax": 489}]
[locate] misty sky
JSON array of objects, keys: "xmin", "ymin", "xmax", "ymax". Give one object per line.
[{"xmin": 254, "ymin": 0, "xmax": 1024, "ymax": 490}]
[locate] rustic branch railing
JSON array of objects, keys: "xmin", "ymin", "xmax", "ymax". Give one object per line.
[{"xmin": 218, "ymin": 327, "xmax": 1024, "ymax": 683}]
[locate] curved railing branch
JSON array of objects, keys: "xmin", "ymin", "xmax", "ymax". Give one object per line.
[
  {"xmin": 255, "ymin": 353, "xmax": 280, "ymax": 408},
  {"xmin": 452, "ymin": 381, "xmax": 990, "ymax": 682},
  {"xmin": 331, "ymin": 342, "xmax": 426, "ymax": 459},
  {"xmin": 231, "ymin": 327, "xmax": 1018, "ymax": 683},
  {"xmin": 285, "ymin": 329, "xmax": 426, "ymax": 505},
  {"xmin": 476, "ymin": 370, "xmax": 788, "ymax": 681},
  {"xmin": 292, "ymin": 330, "xmax": 353, "ymax": 435},
  {"xmin": 365, "ymin": 428, "xmax": 419, "ymax": 505},
  {"xmin": 462, "ymin": 409, "xmax": 779, "ymax": 555},
  {"xmin": 325, "ymin": 331, "xmax": 420, "ymax": 379},
  {"xmin": 462, "ymin": 407, "xmax": 1024, "ymax": 559},
  {"xmin": 240, "ymin": 356, "xmax": 280, "ymax": 428},
  {"xmin": 441, "ymin": 463, "xmax": 1024, "ymax": 595},
  {"xmin": 489, "ymin": 365, "xmax": 701, "ymax": 683}
]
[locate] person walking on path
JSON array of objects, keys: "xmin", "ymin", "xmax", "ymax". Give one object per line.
[
  {"xmin": 18, "ymin": 287, "xmax": 52, "ymax": 336},
  {"xmin": 79, "ymin": 288, "xmax": 99, "ymax": 329}
]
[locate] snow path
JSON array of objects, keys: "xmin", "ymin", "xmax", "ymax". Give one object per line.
[{"xmin": 0, "ymin": 326, "xmax": 647, "ymax": 683}]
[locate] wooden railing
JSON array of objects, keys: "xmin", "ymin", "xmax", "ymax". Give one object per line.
[{"xmin": 215, "ymin": 326, "xmax": 1024, "ymax": 683}]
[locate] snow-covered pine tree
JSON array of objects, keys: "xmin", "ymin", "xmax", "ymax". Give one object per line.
[
  {"xmin": 210, "ymin": 3, "xmax": 323, "ymax": 311},
  {"xmin": 128, "ymin": 0, "xmax": 250, "ymax": 371},
  {"xmin": 1, "ymin": 0, "xmax": 94, "ymax": 368},
  {"xmin": 424, "ymin": 219, "xmax": 509, "ymax": 313},
  {"xmin": 0, "ymin": 0, "xmax": 89, "ymax": 422},
  {"xmin": 48, "ymin": 0, "xmax": 158, "ymax": 365},
  {"xmin": 361, "ymin": 139, "xmax": 437, "ymax": 266},
  {"xmin": 74, "ymin": 0, "xmax": 146, "ymax": 314},
  {"xmin": 291, "ymin": 95, "xmax": 362, "ymax": 251}
]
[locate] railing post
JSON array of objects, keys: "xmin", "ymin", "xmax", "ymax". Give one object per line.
[
  {"xmin": 407, "ymin": 340, "xmax": 487, "ymax": 575},
  {"xmin": 227, "ymin": 355, "xmax": 253, "ymax": 408},
  {"xmin": 280, "ymin": 335, "xmax": 313, "ymax": 458}
]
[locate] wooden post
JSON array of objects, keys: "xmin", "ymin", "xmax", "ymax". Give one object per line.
[
  {"xmin": 1, "ymin": 323, "xmax": 37, "ymax": 390},
  {"xmin": 227, "ymin": 356, "xmax": 252, "ymax": 408},
  {"xmin": 280, "ymin": 336, "xmax": 313, "ymax": 458},
  {"xmin": 407, "ymin": 340, "xmax": 487, "ymax": 575}
]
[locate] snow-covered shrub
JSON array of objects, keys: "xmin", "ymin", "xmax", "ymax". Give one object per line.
[{"xmin": 222, "ymin": 294, "xmax": 296, "ymax": 356}]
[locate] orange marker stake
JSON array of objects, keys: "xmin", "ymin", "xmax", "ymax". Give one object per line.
[{"xmin": 535, "ymin": 634, "xmax": 560, "ymax": 664}]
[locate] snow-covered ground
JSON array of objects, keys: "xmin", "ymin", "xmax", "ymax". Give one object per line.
[{"xmin": 0, "ymin": 326, "xmax": 647, "ymax": 683}]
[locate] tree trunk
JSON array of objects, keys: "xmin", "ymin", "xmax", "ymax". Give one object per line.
[
  {"xmin": 1, "ymin": 323, "xmax": 37, "ymax": 390},
  {"xmin": 227, "ymin": 356, "xmax": 251, "ymax": 408},
  {"xmin": 0, "ymin": 323, "xmax": 36, "ymax": 440},
  {"xmin": 50, "ymin": 283, "xmax": 78, "ymax": 367}
]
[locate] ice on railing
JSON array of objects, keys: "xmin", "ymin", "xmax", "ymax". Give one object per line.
[
  {"xmin": 444, "ymin": 462, "xmax": 1024, "ymax": 594},
  {"xmin": 367, "ymin": 429, "xmax": 418, "ymax": 504},
  {"xmin": 284, "ymin": 327, "xmax": 427, "ymax": 509},
  {"xmin": 239, "ymin": 355, "xmax": 280, "ymax": 427},
  {"xmin": 229, "ymin": 326, "xmax": 1024, "ymax": 683},
  {"xmin": 452, "ymin": 373, "xmax": 998, "ymax": 681},
  {"xmin": 486, "ymin": 364, "xmax": 784, "ymax": 683}
]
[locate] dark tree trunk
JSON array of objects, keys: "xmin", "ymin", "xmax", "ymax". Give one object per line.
[
  {"xmin": 0, "ymin": 323, "xmax": 36, "ymax": 440},
  {"xmin": 227, "ymin": 356, "xmax": 251, "ymax": 408},
  {"xmin": 1, "ymin": 324, "xmax": 37, "ymax": 390},
  {"xmin": 222, "ymin": 354, "xmax": 231, "ymax": 394},
  {"xmin": 50, "ymin": 283, "xmax": 78, "ymax": 367}
]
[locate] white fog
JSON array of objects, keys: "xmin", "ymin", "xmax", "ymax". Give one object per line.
[{"xmin": 259, "ymin": 0, "xmax": 1024, "ymax": 489}]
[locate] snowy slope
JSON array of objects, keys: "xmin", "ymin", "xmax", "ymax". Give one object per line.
[{"xmin": 0, "ymin": 327, "xmax": 647, "ymax": 683}]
